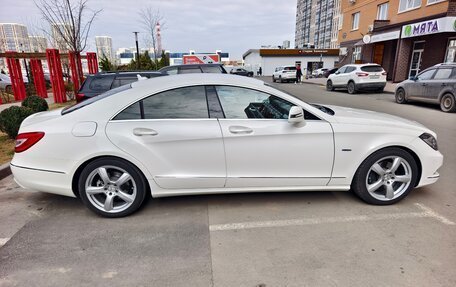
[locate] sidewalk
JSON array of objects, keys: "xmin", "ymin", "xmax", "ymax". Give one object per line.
[
  {"xmin": 0, "ymin": 96, "xmax": 55, "ymax": 112},
  {"xmin": 300, "ymin": 77, "xmax": 397, "ymax": 94}
]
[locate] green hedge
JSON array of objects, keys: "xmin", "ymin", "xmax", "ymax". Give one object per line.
[
  {"xmin": 22, "ymin": 95, "xmax": 49, "ymax": 113},
  {"xmin": 0, "ymin": 106, "xmax": 35, "ymax": 139}
]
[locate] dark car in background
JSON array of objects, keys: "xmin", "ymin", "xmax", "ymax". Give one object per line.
[
  {"xmin": 324, "ymin": 67, "xmax": 338, "ymax": 78},
  {"xmin": 159, "ymin": 63, "xmax": 227, "ymax": 75},
  {"xmin": 395, "ymin": 63, "xmax": 456, "ymax": 112},
  {"xmin": 230, "ymin": 67, "xmax": 254, "ymax": 77},
  {"xmin": 76, "ymin": 71, "xmax": 164, "ymax": 102}
]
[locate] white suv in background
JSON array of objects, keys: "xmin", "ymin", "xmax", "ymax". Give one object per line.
[
  {"xmin": 272, "ymin": 66, "xmax": 297, "ymax": 83},
  {"xmin": 326, "ymin": 64, "xmax": 387, "ymax": 94}
]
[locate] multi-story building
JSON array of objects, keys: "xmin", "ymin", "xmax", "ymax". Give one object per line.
[
  {"xmin": 95, "ymin": 36, "xmax": 113, "ymax": 62},
  {"xmin": 338, "ymin": 0, "xmax": 455, "ymax": 82},
  {"xmin": 29, "ymin": 36, "xmax": 47, "ymax": 52},
  {"xmin": 51, "ymin": 23, "xmax": 71, "ymax": 52},
  {"xmin": 0, "ymin": 23, "xmax": 30, "ymax": 52},
  {"xmin": 295, "ymin": 0, "xmax": 342, "ymax": 49}
]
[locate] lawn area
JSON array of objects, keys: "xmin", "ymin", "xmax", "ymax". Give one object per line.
[{"xmin": 0, "ymin": 100, "xmax": 75, "ymax": 164}]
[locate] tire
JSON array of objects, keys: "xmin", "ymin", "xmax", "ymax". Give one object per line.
[
  {"xmin": 351, "ymin": 148, "xmax": 419, "ymax": 205},
  {"xmin": 279, "ymin": 76, "xmax": 284, "ymax": 83},
  {"xmin": 395, "ymin": 88, "xmax": 407, "ymax": 104},
  {"xmin": 377, "ymin": 87, "xmax": 384, "ymax": 93},
  {"xmin": 440, "ymin": 93, "xmax": 456, "ymax": 113},
  {"xmin": 78, "ymin": 158, "xmax": 147, "ymax": 217},
  {"xmin": 326, "ymin": 80, "xmax": 334, "ymax": 91},
  {"xmin": 347, "ymin": 81, "xmax": 356, "ymax": 94},
  {"xmin": 272, "ymin": 76, "xmax": 276, "ymax": 83}
]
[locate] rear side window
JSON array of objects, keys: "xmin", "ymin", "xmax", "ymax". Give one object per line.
[
  {"xmin": 361, "ymin": 65, "xmax": 383, "ymax": 72},
  {"xmin": 433, "ymin": 68, "xmax": 453, "ymax": 80},
  {"xmin": 89, "ymin": 77, "xmax": 113, "ymax": 91},
  {"xmin": 111, "ymin": 77, "xmax": 138, "ymax": 88},
  {"xmin": 201, "ymin": 66, "xmax": 222, "ymax": 73},
  {"xmin": 179, "ymin": 67, "xmax": 202, "ymax": 74},
  {"xmin": 284, "ymin": 67, "xmax": 296, "ymax": 71}
]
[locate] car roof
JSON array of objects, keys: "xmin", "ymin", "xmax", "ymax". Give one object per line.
[
  {"xmin": 132, "ymin": 73, "xmax": 263, "ymax": 90},
  {"xmin": 343, "ymin": 63, "xmax": 382, "ymax": 67},
  {"xmin": 93, "ymin": 71, "xmax": 162, "ymax": 76},
  {"xmin": 159, "ymin": 63, "xmax": 223, "ymax": 70}
]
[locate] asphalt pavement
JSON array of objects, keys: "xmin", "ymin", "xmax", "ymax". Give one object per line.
[{"xmin": 0, "ymin": 78, "xmax": 455, "ymax": 287}]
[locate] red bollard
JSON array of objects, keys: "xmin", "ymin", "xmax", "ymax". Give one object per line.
[
  {"xmin": 30, "ymin": 59, "xmax": 48, "ymax": 98},
  {"xmin": 46, "ymin": 49, "xmax": 66, "ymax": 103},
  {"xmin": 68, "ymin": 51, "xmax": 80, "ymax": 93},
  {"xmin": 5, "ymin": 52, "xmax": 26, "ymax": 101},
  {"xmin": 86, "ymin": 52, "xmax": 99, "ymax": 74}
]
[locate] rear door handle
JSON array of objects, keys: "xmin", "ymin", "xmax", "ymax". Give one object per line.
[
  {"xmin": 229, "ymin": 126, "xmax": 253, "ymax": 134},
  {"xmin": 133, "ymin": 128, "xmax": 158, "ymax": 136},
  {"xmin": 441, "ymin": 83, "xmax": 447, "ymax": 86}
]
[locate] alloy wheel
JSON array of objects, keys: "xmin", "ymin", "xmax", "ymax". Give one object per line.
[
  {"xmin": 365, "ymin": 156, "xmax": 412, "ymax": 201},
  {"xmin": 85, "ymin": 165, "xmax": 137, "ymax": 213}
]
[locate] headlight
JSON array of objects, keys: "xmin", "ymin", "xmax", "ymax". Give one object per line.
[{"xmin": 419, "ymin": 133, "xmax": 438, "ymax": 150}]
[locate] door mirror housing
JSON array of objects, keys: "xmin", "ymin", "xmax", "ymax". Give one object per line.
[
  {"xmin": 335, "ymin": 71, "xmax": 340, "ymax": 75},
  {"xmin": 288, "ymin": 106, "xmax": 305, "ymax": 124},
  {"xmin": 409, "ymin": 76, "xmax": 417, "ymax": 81}
]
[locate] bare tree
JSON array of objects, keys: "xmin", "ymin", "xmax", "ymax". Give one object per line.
[
  {"xmin": 34, "ymin": 0, "xmax": 101, "ymax": 80},
  {"xmin": 138, "ymin": 7, "xmax": 164, "ymax": 65}
]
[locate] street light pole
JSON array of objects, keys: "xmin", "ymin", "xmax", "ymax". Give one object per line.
[{"xmin": 133, "ymin": 32, "xmax": 140, "ymax": 70}]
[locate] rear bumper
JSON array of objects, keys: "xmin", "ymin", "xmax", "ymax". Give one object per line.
[
  {"xmin": 10, "ymin": 163, "xmax": 75, "ymax": 197},
  {"xmin": 355, "ymin": 82, "xmax": 386, "ymax": 90}
]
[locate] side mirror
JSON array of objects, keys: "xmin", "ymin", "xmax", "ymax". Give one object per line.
[
  {"xmin": 409, "ymin": 76, "xmax": 417, "ymax": 81},
  {"xmin": 288, "ymin": 106, "xmax": 305, "ymax": 124},
  {"xmin": 335, "ymin": 71, "xmax": 340, "ymax": 75}
]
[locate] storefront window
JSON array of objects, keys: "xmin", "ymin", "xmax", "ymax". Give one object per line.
[
  {"xmin": 399, "ymin": 0, "xmax": 421, "ymax": 12},
  {"xmin": 445, "ymin": 39, "xmax": 456, "ymax": 63},
  {"xmin": 352, "ymin": 46, "xmax": 362, "ymax": 63},
  {"xmin": 377, "ymin": 2, "xmax": 389, "ymax": 20}
]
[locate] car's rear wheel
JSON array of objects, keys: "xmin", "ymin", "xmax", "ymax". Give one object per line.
[
  {"xmin": 78, "ymin": 158, "xmax": 147, "ymax": 217},
  {"xmin": 272, "ymin": 76, "xmax": 276, "ymax": 82},
  {"xmin": 326, "ymin": 80, "xmax": 334, "ymax": 91},
  {"xmin": 279, "ymin": 76, "xmax": 284, "ymax": 83},
  {"xmin": 352, "ymin": 148, "xmax": 418, "ymax": 205},
  {"xmin": 347, "ymin": 81, "xmax": 356, "ymax": 94},
  {"xmin": 395, "ymin": 88, "xmax": 407, "ymax": 104},
  {"xmin": 440, "ymin": 93, "xmax": 456, "ymax": 113}
]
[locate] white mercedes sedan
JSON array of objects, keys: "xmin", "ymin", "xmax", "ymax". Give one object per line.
[{"xmin": 11, "ymin": 74, "xmax": 443, "ymax": 217}]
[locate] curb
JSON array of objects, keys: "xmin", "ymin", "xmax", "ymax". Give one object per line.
[{"xmin": 0, "ymin": 162, "xmax": 11, "ymax": 181}]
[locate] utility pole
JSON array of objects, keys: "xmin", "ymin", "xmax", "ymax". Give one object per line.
[{"xmin": 133, "ymin": 32, "xmax": 140, "ymax": 70}]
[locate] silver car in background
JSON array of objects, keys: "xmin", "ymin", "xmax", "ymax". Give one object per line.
[{"xmin": 395, "ymin": 63, "xmax": 456, "ymax": 112}]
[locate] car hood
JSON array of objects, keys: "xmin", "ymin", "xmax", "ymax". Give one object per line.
[{"xmin": 325, "ymin": 105, "xmax": 431, "ymax": 134}]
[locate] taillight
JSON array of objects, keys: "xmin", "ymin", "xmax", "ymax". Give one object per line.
[
  {"xmin": 356, "ymin": 72, "xmax": 369, "ymax": 77},
  {"xmin": 76, "ymin": 93, "xmax": 85, "ymax": 103},
  {"xmin": 15, "ymin": 132, "xmax": 45, "ymax": 153}
]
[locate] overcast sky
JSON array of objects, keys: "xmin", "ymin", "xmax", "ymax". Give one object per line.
[{"xmin": 0, "ymin": 0, "xmax": 297, "ymax": 59}]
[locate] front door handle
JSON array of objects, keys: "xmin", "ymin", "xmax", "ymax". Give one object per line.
[
  {"xmin": 441, "ymin": 83, "xmax": 447, "ymax": 86},
  {"xmin": 229, "ymin": 126, "xmax": 253, "ymax": 134},
  {"xmin": 133, "ymin": 128, "xmax": 158, "ymax": 136},
  {"xmin": 421, "ymin": 83, "xmax": 427, "ymax": 86}
]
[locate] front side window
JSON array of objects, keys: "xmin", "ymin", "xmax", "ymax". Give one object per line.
[
  {"xmin": 398, "ymin": 0, "xmax": 421, "ymax": 12},
  {"xmin": 215, "ymin": 86, "xmax": 292, "ymax": 119},
  {"xmin": 352, "ymin": 12, "xmax": 360, "ymax": 30},
  {"xmin": 416, "ymin": 69, "xmax": 436, "ymax": 81},
  {"xmin": 377, "ymin": 2, "xmax": 389, "ymax": 20}
]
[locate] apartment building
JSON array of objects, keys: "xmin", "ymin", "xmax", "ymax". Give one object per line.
[
  {"xmin": 295, "ymin": 0, "xmax": 342, "ymax": 49},
  {"xmin": 338, "ymin": 0, "xmax": 455, "ymax": 82},
  {"xmin": 95, "ymin": 36, "xmax": 114, "ymax": 62}
]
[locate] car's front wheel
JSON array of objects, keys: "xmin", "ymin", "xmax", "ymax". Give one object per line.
[
  {"xmin": 272, "ymin": 76, "xmax": 276, "ymax": 82},
  {"xmin": 352, "ymin": 148, "xmax": 418, "ymax": 205},
  {"xmin": 440, "ymin": 93, "xmax": 456, "ymax": 113},
  {"xmin": 78, "ymin": 158, "xmax": 147, "ymax": 217},
  {"xmin": 326, "ymin": 80, "xmax": 334, "ymax": 91},
  {"xmin": 395, "ymin": 88, "xmax": 407, "ymax": 104},
  {"xmin": 347, "ymin": 81, "xmax": 356, "ymax": 94}
]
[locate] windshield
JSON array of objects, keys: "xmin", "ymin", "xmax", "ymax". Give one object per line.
[{"xmin": 62, "ymin": 84, "xmax": 132, "ymax": 115}]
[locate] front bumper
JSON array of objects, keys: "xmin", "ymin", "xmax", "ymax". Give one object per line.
[
  {"xmin": 11, "ymin": 163, "xmax": 75, "ymax": 197},
  {"xmin": 410, "ymin": 138, "xmax": 444, "ymax": 188}
]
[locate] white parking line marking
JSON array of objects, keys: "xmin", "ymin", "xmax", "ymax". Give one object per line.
[
  {"xmin": 414, "ymin": 203, "xmax": 455, "ymax": 225},
  {"xmin": 209, "ymin": 203, "xmax": 455, "ymax": 231},
  {"xmin": 0, "ymin": 238, "xmax": 10, "ymax": 247}
]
